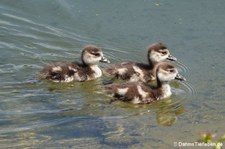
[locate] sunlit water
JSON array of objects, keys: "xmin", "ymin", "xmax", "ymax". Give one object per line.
[{"xmin": 1, "ymin": 0, "xmax": 225, "ymax": 148}]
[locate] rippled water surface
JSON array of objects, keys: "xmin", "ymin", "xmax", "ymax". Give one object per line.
[{"xmin": 1, "ymin": 0, "xmax": 225, "ymax": 148}]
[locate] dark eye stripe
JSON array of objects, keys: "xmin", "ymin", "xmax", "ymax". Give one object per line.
[
  {"xmin": 91, "ymin": 52, "xmax": 101, "ymax": 56},
  {"xmin": 162, "ymin": 51, "xmax": 167, "ymax": 54},
  {"xmin": 159, "ymin": 50, "xmax": 168, "ymax": 55},
  {"xmin": 168, "ymin": 69, "xmax": 175, "ymax": 73}
]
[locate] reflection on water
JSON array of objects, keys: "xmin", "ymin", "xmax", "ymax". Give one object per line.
[
  {"xmin": 155, "ymin": 99, "xmax": 185, "ymax": 126},
  {"xmin": 1, "ymin": 0, "xmax": 225, "ymax": 148}
]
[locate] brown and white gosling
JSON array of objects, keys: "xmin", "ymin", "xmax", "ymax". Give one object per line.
[
  {"xmin": 105, "ymin": 42, "xmax": 177, "ymax": 82},
  {"xmin": 39, "ymin": 45, "xmax": 110, "ymax": 82},
  {"xmin": 105, "ymin": 62, "xmax": 185, "ymax": 104}
]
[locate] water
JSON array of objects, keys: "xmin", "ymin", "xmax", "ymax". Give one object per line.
[{"xmin": 1, "ymin": 0, "xmax": 225, "ymax": 148}]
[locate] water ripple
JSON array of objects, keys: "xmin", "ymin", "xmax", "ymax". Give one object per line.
[
  {"xmin": 0, "ymin": 20, "xmax": 19, "ymax": 27},
  {"xmin": 181, "ymin": 81, "xmax": 196, "ymax": 96},
  {"xmin": 176, "ymin": 60, "xmax": 191, "ymax": 75},
  {"xmin": 1, "ymin": 12, "xmax": 98, "ymax": 51},
  {"xmin": 0, "ymin": 117, "xmax": 75, "ymax": 134},
  {"xmin": 2, "ymin": 13, "xmax": 35, "ymax": 24}
]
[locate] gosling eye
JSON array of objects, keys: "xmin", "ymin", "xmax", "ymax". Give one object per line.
[
  {"xmin": 161, "ymin": 51, "xmax": 168, "ymax": 55},
  {"xmin": 91, "ymin": 53, "xmax": 101, "ymax": 57},
  {"xmin": 168, "ymin": 69, "xmax": 175, "ymax": 73}
]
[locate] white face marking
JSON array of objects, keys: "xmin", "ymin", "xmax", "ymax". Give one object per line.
[
  {"xmin": 132, "ymin": 96, "xmax": 141, "ymax": 104},
  {"xmin": 157, "ymin": 68, "xmax": 177, "ymax": 82},
  {"xmin": 117, "ymin": 87, "xmax": 128, "ymax": 95},
  {"xmin": 137, "ymin": 85, "xmax": 148, "ymax": 98},
  {"xmin": 52, "ymin": 66, "xmax": 62, "ymax": 72},
  {"xmin": 150, "ymin": 50, "xmax": 169, "ymax": 63},
  {"xmin": 117, "ymin": 68, "xmax": 128, "ymax": 75},
  {"xmin": 83, "ymin": 51, "xmax": 102, "ymax": 65},
  {"xmin": 90, "ymin": 65, "xmax": 102, "ymax": 79}
]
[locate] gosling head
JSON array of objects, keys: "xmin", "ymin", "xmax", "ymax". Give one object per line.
[
  {"xmin": 156, "ymin": 62, "xmax": 186, "ymax": 83},
  {"xmin": 81, "ymin": 45, "xmax": 110, "ymax": 65},
  {"xmin": 147, "ymin": 42, "xmax": 177, "ymax": 64}
]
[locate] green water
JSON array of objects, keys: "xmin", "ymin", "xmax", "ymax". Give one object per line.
[{"xmin": 0, "ymin": 0, "xmax": 225, "ymax": 148}]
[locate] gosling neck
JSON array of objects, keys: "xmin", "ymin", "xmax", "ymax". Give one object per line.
[{"xmin": 156, "ymin": 77, "xmax": 172, "ymax": 99}]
